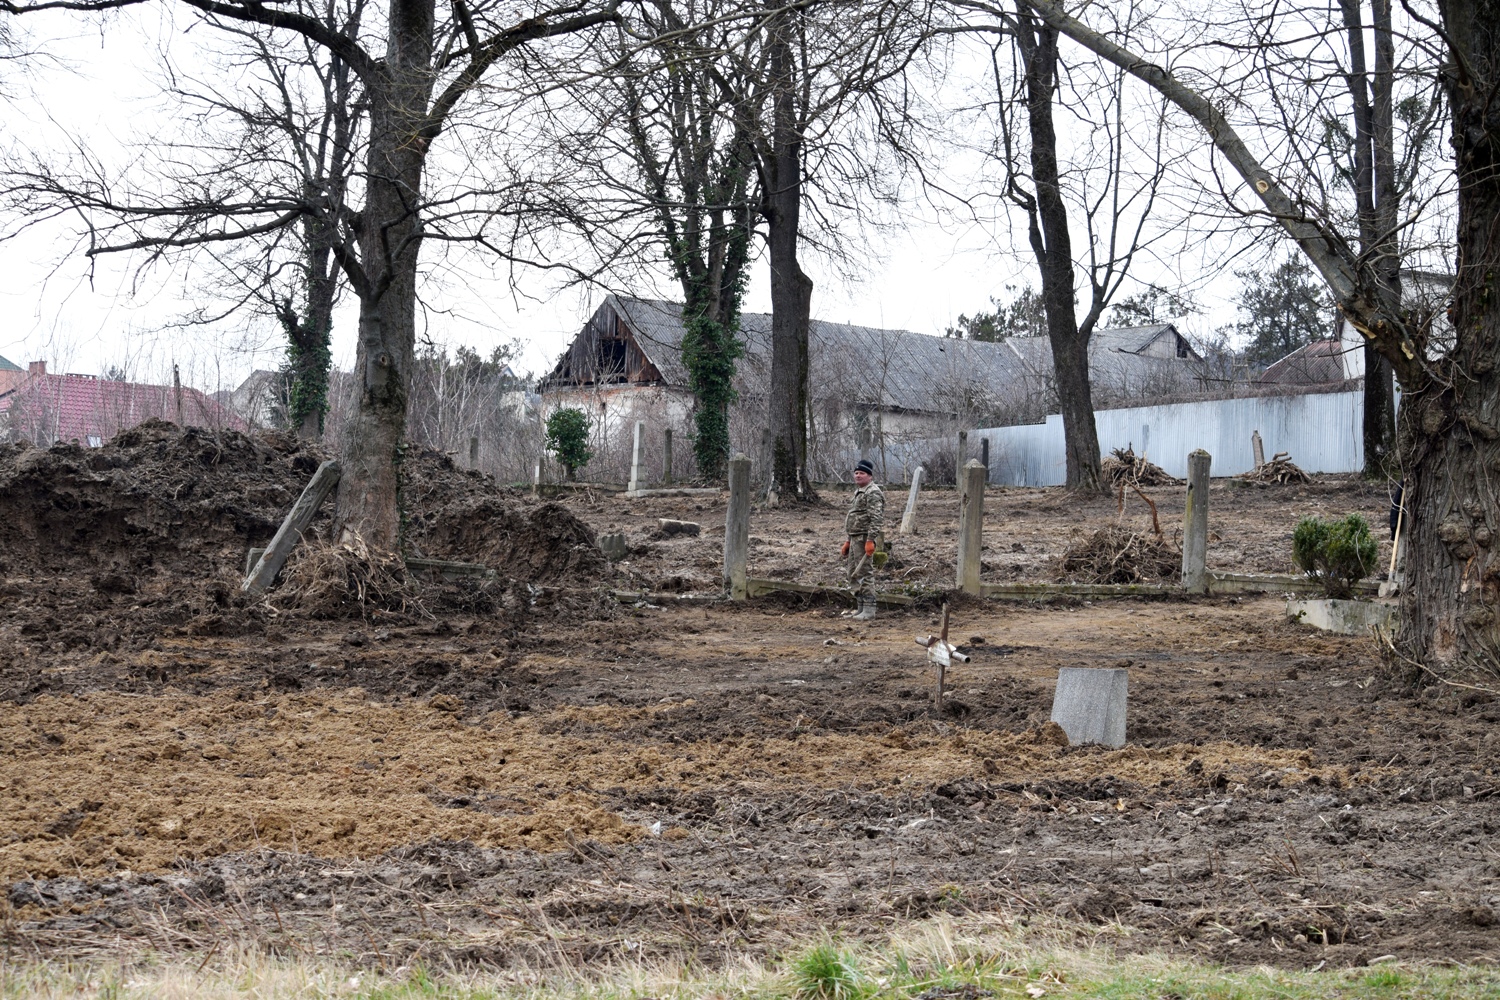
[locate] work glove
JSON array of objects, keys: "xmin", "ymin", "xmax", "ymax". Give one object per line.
[
  {"xmin": 864, "ymin": 540, "xmax": 876, "ymax": 557},
  {"xmin": 841, "ymin": 540, "xmax": 850, "ymax": 557}
]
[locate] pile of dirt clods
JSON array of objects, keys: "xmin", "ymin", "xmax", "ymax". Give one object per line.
[{"xmin": 0, "ymin": 420, "xmax": 604, "ymax": 600}]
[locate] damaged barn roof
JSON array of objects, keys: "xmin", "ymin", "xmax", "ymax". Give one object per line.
[{"xmin": 549, "ymin": 295, "xmax": 1035, "ymax": 415}]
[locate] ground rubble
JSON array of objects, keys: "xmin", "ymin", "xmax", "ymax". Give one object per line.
[{"xmin": 5, "ymin": 428, "xmax": 1489, "ymax": 972}]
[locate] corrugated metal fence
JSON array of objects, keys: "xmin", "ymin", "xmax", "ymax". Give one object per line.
[{"xmin": 893, "ymin": 390, "xmax": 1365, "ymax": 486}]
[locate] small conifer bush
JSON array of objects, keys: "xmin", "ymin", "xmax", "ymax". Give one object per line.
[{"xmin": 1292, "ymin": 513, "xmax": 1378, "ymax": 598}]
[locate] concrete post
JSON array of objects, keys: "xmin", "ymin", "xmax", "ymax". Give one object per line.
[
  {"xmin": 663, "ymin": 429, "xmax": 674, "ymax": 485},
  {"xmin": 1251, "ymin": 430, "xmax": 1265, "ymax": 469},
  {"xmin": 532, "ymin": 460, "xmax": 541, "ymax": 497},
  {"xmin": 957, "ymin": 429, "xmax": 968, "ymax": 469},
  {"xmin": 1181, "ymin": 449, "xmax": 1211, "ymax": 594},
  {"xmin": 956, "ymin": 459, "xmax": 985, "ymax": 595},
  {"xmin": 899, "ymin": 466, "xmax": 924, "ymax": 536},
  {"xmin": 469, "ymin": 436, "xmax": 479, "ymax": 467},
  {"xmin": 723, "ymin": 453, "xmax": 751, "ymax": 600},
  {"xmin": 627, "ymin": 420, "xmax": 645, "ymax": 495}
]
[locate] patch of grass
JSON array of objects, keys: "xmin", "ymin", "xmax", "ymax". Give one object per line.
[
  {"xmin": 4, "ymin": 916, "xmax": 1500, "ymax": 999},
  {"xmin": 788, "ymin": 943, "xmax": 870, "ymax": 1000}
]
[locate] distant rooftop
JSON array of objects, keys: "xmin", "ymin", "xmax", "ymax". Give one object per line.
[{"xmin": 0, "ymin": 355, "xmax": 21, "ymax": 372}]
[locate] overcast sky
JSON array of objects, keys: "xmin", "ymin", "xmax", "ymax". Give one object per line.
[{"xmin": 0, "ymin": 3, "xmax": 1341, "ymax": 393}]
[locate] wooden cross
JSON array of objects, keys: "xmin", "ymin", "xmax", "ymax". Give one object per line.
[{"xmin": 916, "ymin": 602, "xmax": 969, "ymax": 706}]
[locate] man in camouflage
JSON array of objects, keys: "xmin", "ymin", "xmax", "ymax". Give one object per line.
[{"xmin": 841, "ymin": 458, "xmax": 884, "ymax": 620}]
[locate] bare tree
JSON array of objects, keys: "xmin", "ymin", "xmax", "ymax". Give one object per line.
[
  {"xmin": 952, "ymin": 0, "xmax": 1174, "ymax": 492},
  {"xmin": 1, "ymin": 0, "xmax": 619, "ymax": 553},
  {"xmin": 1012, "ymin": 0, "xmax": 1491, "ymax": 677}
]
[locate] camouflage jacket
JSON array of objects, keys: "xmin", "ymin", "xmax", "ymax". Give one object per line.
[{"xmin": 844, "ymin": 483, "xmax": 885, "ymax": 537}]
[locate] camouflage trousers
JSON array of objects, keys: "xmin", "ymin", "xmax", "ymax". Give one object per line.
[{"xmin": 845, "ymin": 534, "xmax": 876, "ymax": 600}]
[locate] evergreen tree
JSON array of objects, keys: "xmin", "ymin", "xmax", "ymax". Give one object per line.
[{"xmin": 1235, "ymin": 256, "xmax": 1335, "ymax": 368}]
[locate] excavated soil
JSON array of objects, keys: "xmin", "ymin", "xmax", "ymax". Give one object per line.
[{"xmin": 6, "ymin": 434, "xmax": 1495, "ymax": 974}]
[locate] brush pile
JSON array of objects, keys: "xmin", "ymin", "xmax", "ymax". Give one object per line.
[
  {"xmin": 273, "ymin": 533, "xmax": 422, "ymax": 619},
  {"xmin": 1059, "ymin": 524, "xmax": 1181, "ymax": 585},
  {"xmin": 1101, "ymin": 446, "xmax": 1178, "ymax": 487},
  {"xmin": 1239, "ymin": 452, "xmax": 1311, "ymax": 485}
]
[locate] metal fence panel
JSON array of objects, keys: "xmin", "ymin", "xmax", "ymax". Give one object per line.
[{"xmin": 887, "ymin": 391, "xmax": 1365, "ymax": 486}]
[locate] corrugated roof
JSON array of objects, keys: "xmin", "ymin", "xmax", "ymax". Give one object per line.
[
  {"xmin": 0, "ymin": 373, "xmax": 247, "ymax": 446},
  {"xmin": 608, "ymin": 295, "xmax": 1034, "ymax": 414},
  {"xmin": 1258, "ymin": 339, "xmax": 1352, "ymax": 386}
]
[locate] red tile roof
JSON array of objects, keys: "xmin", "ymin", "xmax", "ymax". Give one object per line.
[{"xmin": 0, "ymin": 370, "xmax": 247, "ymax": 446}]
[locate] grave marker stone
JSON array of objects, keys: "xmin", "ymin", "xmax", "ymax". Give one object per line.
[
  {"xmin": 1050, "ymin": 667, "xmax": 1128, "ymax": 747},
  {"xmin": 627, "ymin": 420, "xmax": 645, "ymax": 495},
  {"xmin": 899, "ymin": 466, "xmax": 924, "ymax": 536}
]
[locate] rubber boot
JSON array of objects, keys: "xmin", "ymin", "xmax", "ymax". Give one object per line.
[{"xmin": 853, "ymin": 597, "xmax": 877, "ymax": 620}]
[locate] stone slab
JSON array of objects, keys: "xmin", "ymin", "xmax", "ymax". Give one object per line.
[
  {"xmin": 599, "ymin": 532, "xmax": 629, "ymax": 562},
  {"xmin": 1286, "ymin": 598, "xmax": 1397, "ymax": 636},
  {"xmin": 1050, "ymin": 667, "xmax": 1128, "ymax": 748}
]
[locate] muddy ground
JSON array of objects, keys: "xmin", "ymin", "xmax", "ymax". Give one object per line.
[{"xmin": 5, "ymin": 428, "xmax": 1497, "ymax": 973}]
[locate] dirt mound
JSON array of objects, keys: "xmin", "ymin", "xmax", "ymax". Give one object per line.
[
  {"xmin": 410, "ymin": 497, "xmax": 603, "ymax": 586},
  {"xmin": 1059, "ymin": 523, "xmax": 1181, "ymax": 584},
  {"xmin": 0, "ymin": 420, "xmax": 603, "ymax": 593}
]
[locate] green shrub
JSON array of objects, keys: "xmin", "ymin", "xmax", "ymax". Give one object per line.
[
  {"xmin": 1292, "ymin": 513, "xmax": 1378, "ymax": 598},
  {"xmin": 544, "ymin": 407, "xmax": 592, "ymax": 481}
]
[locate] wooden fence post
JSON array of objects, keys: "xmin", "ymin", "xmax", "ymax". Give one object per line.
[
  {"xmin": 664, "ymin": 428, "xmax": 673, "ymax": 485},
  {"xmin": 242, "ymin": 460, "xmax": 341, "ymax": 597}
]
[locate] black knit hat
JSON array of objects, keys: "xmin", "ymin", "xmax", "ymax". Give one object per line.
[{"xmin": 854, "ymin": 459, "xmax": 875, "ymax": 476}]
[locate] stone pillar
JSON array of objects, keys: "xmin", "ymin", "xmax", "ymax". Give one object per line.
[
  {"xmin": 1251, "ymin": 430, "xmax": 1265, "ymax": 469},
  {"xmin": 627, "ymin": 420, "xmax": 645, "ymax": 495},
  {"xmin": 663, "ymin": 429, "xmax": 674, "ymax": 485},
  {"xmin": 957, "ymin": 429, "xmax": 968, "ymax": 470},
  {"xmin": 1181, "ymin": 449, "xmax": 1211, "ymax": 594},
  {"xmin": 956, "ymin": 459, "xmax": 985, "ymax": 595},
  {"xmin": 899, "ymin": 466, "xmax": 924, "ymax": 536},
  {"xmin": 723, "ymin": 453, "xmax": 751, "ymax": 600}
]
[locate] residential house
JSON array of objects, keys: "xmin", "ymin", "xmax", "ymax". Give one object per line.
[
  {"xmin": 0, "ymin": 362, "xmax": 246, "ymax": 447},
  {"xmin": 0, "ymin": 355, "xmax": 24, "ymax": 395},
  {"xmin": 542, "ymin": 295, "xmax": 1207, "ymax": 480}
]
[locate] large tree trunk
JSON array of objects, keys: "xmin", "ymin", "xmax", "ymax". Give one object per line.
[
  {"xmin": 1394, "ymin": 0, "xmax": 1500, "ymax": 676},
  {"xmin": 1340, "ymin": 0, "xmax": 1397, "ymax": 476},
  {"xmin": 764, "ymin": 14, "xmax": 813, "ymax": 498},
  {"xmin": 333, "ymin": 0, "xmax": 434, "ymax": 551},
  {"xmin": 1016, "ymin": 0, "xmax": 1498, "ymax": 674},
  {"xmin": 1016, "ymin": 13, "xmax": 1103, "ymax": 493}
]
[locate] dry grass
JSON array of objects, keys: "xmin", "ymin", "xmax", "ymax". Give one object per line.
[{"xmin": 5, "ymin": 913, "xmax": 1498, "ymax": 999}]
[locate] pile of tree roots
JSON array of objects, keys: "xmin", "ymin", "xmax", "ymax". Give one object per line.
[
  {"xmin": 1239, "ymin": 452, "xmax": 1312, "ymax": 484},
  {"xmin": 1101, "ymin": 447, "xmax": 1179, "ymax": 487},
  {"xmin": 273, "ymin": 534, "xmax": 423, "ymax": 619},
  {"xmin": 1060, "ymin": 523, "xmax": 1181, "ymax": 585}
]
